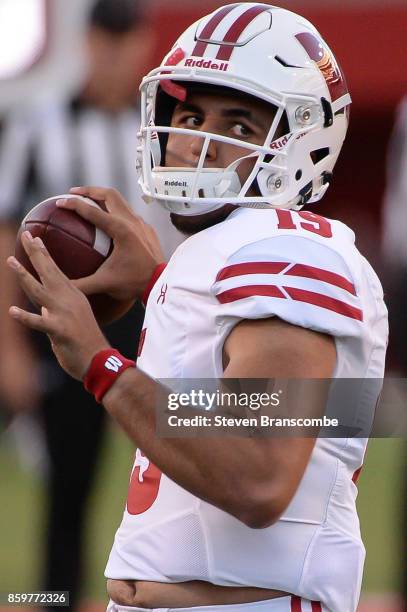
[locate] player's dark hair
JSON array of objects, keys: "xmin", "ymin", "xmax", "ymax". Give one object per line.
[{"xmin": 89, "ymin": 0, "xmax": 144, "ymax": 33}]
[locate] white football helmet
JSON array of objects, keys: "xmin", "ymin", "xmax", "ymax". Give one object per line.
[{"xmin": 137, "ymin": 3, "xmax": 351, "ymax": 216}]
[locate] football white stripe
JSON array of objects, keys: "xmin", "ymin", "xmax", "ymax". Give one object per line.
[
  {"xmin": 94, "ymin": 226, "xmax": 111, "ymax": 257},
  {"xmin": 80, "ymin": 196, "xmax": 112, "ymax": 256},
  {"xmin": 26, "ymin": 193, "xmax": 112, "ymax": 257}
]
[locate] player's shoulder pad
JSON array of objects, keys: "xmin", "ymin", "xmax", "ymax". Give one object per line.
[{"xmin": 211, "ymin": 230, "xmax": 364, "ymax": 338}]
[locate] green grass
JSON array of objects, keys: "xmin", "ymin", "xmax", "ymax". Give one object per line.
[
  {"xmin": 0, "ymin": 437, "xmax": 44, "ymax": 592},
  {"xmin": 0, "ymin": 427, "xmax": 404, "ymax": 599},
  {"xmin": 357, "ymin": 438, "xmax": 404, "ymax": 592},
  {"xmin": 82, "ymin": 423, "xmax": 134, "ymax": 599},
  {"xmin": 0, "ymin": 421, "xmax": 134, "ymax": 599}
]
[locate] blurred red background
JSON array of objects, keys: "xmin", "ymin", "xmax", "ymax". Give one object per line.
[{"xmin": 148, "ymin": 2, "xmax": 407, "ymax": 264}]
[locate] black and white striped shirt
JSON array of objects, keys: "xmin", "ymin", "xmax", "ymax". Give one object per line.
[
  {"xmin": 0, "ymin": 98, "xmax": 183, "ymax": 369},
  {"xmin": 0, "ymin": 98, "xmax": 183, "ymax": 259}
]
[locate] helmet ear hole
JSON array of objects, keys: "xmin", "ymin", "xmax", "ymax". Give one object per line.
[
  {"xmin": 321, "ymin": 97, "xmax": 334, "ymax": 127},
  {"xmin": 310, "ymin": 148, "xmax": 330, "ymax": 165}
]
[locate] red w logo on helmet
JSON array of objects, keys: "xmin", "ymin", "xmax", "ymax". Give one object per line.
[{"xmin": 296, "ymin": 32, "xmax": 348, "ymax": 102}]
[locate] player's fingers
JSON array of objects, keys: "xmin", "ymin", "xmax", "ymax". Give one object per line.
[
  {"xmin": 9, "ymin": 306, "xmax": 52, "ymax": 333},
  {"xmin": 69, "ymin": 185, "xmax": 114, "ymax": 199},
  {"xmin": 71, "ymin": 273, "xmax": 106, "ymax": 296},
  {"xmin": 56, "ymin": 196, "xmax": 122, "ymax": 237},
  {"xmin": 69, "ymin": 186, "xmax": 132, "ymax": 216},
  {"xmin": 20, "ymin": 233, "xmax": 68, "ymax": 289},
  {"xmin": 7, "ymin": 254, "xmax": 55, "ymax": 307},
  {"xmin": 144, "ymin": 222, "xmax": 160, "ymax": 244}
]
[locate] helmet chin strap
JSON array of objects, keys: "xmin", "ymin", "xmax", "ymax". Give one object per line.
[
  {"xmin": 152, "ymin": 150, "xmax": 265, "ymax": 216},
  {"xmin": 153, "ymin": 167, "xmax": 241, "ymax": 215}
]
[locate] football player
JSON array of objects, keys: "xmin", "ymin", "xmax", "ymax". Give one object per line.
[{"xmin": 8, "ymin": 4, "xmax": 388, "ymax": 612}]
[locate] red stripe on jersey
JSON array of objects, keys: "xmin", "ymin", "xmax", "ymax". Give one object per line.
[
  {"xmin": 216, "ymin": 5, "xmax": 270, "ymax": 61},
  {"xmin": 217, "ymin": 284, "xmax": 286, "ymax": 304},
  {"xmin": 216, "ymin": 261, "xmax": 356, "ymax": 296},
  {"xmin": 215, "ymin": 278, "xmax": 363, "ymax": 320},
  {"xmin": 287, "ymin": 264, "xmax": 356, "ymax": 295},
  {"xmin": 192, "ymin": 5, "xmax": 237, "ymax": 57},
  {"xmin": 137, "ymin": 328, "xmax": 147, "ymax": 358},
  {"xmin": 352, "ymin": 466, "xmax": 363, "ymax": 483},
  {"xmin": 216, "ymin": 262, "xmax": 288, "ymax": 282},
  {"xmin": 284, "ymin": 287, "xmax": 363, "ymax": 321},
  {"xmin": 311, "ymin": 602, "xmax": 322, "ymax": 612},
  {"xmin": 291, "ymin": 596, "xmax": 302, "ymax": 612},
  {"xmin": 142, "ymin": 263, "xmax": 167, "ymax": 306}
]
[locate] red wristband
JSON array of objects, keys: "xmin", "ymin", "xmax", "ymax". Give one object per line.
[
  {"xmin": 83, "ymin": 349, "xmax": 136, "ymax": 403},
  {"xmin": 142, "ymin": 263, "xmax": 167, "ymax": 306}
]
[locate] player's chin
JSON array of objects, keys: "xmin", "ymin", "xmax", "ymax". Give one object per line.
[{"xmin": 170, "ymin": 204, "xmax": 238, "ymax": 236}]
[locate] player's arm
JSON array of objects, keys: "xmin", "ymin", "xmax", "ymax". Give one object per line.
[
  {"xmin": 7, "ymin": 229, "xmax": 336, "ymax": 528},
  {"xmin": 222, "ymin": 317, "xmax": 336, "ymax": 520},
  {"xmin": 100, "ymin": 317, "xmax": 335, "ymax": 528}
]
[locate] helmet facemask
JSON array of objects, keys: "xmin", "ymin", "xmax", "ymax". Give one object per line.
[{"xmin": 137, "ymin": 4, "xmax": 350, "ymax": 216}]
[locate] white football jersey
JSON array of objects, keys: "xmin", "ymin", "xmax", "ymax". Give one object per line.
[{"xmin": 105, "ymin": 207, "xmax": 388, "ymax": 612}]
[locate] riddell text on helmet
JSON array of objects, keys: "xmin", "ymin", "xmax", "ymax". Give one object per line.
[{"xmin": 184, "ymin": 58, "xmax": 229, "ymax": 72}]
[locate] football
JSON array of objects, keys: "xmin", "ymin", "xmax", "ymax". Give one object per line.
[
  {"xmin": 16, "ymin": 194, "xmax": 112, "ymax": 279},
  {"xmin": 15, "ymin": 194, "xmax": 125, "ymax": 325}
]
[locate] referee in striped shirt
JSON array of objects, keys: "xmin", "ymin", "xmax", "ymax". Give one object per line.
[{"xmin": 0, "ymin": 0, "xmax": 182, "ymax": 607}]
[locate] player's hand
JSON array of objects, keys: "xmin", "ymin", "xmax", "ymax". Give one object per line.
[
  {"xmin": 7, "ymin": 232, "xmax": 109, "ymax": 381},
  {"xmin": 56, "ymin": 186, "xmax": 165, "ymax": 302}
]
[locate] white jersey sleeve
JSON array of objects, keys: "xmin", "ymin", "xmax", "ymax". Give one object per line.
[{"xmin": 211, "ymin": 234, "xmax": 363, "ymax": 339}]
